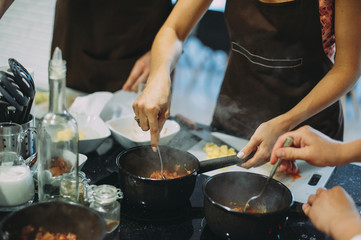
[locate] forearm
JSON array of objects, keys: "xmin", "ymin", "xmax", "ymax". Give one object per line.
[
  {"xmin": 281, "ymin": 65, "xmax": 360, "ymax": 130},
  {"xmin": 0, "ymin": 0, "xmax": 14, "ymax": 19},
  {"xmin": 149, "ymin": 26, "xmax": 183, "ymax": 81},
  {"xmin": 147, "ymin": 0, "xmax": 212, "ymax": 87},
  {"xmin": 339, "ymin": 139, "xmax": 361, "ymax": 165}
]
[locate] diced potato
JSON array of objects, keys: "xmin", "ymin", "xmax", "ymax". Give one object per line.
[
  {"xmin": 203, "ymin": 142, "xmax": 236, "ymax": 159},
  {"xmin": 78, "ymin": 129, "xmax": 86, "ymax": 140},
  {"xmin": 57, "ymin": 129, "xmax": 86, "ymax": 141},
  {"xmin": 34, "ymin": 92, "xmax": 49, "ymax": 105},
  {"xmin": 57, "ymin": 129, "xmax": 74, "ymax": 141}
]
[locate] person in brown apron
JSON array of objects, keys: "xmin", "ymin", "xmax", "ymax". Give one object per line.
[
  {"xmin": 0, "ymin": 0, "xmax": 14, "ymax": 19},
  {"xmin": 132, "ymin": 0, "xmax": 361, "ymax": 168},
  {"xmin": 51, "ymin": 0, "xmax": 173, "ymax": 93}
]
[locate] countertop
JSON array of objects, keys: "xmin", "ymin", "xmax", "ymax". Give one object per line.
[
  {"xmin": 0, "ymin": 122, "xmax": 360, "ymax": 240},
  {"xmin": 82, "ymin": 123, "xmax": 361, "ymax": 240}
]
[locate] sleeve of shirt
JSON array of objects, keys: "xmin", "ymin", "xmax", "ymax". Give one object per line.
[{"xmin": 350, "ymin": 234, "xmax": 361, "ymax": 240}]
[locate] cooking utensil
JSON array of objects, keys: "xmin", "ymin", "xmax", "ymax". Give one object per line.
[
  {"xmin": 0, "ymin": 82, "xmax": 25, "ymax": 123},
  {"xmin": 8, "ymin": 58, "xmax": 36, "ymax": 123},
  {"xmin": 203, "ymin": 171, "xmax": 294, "ymax": 240},
  {"xmin": 243, "ymin": 137, "xmax": 293, "ymax": 212},
  {"xmin": 116, "ymin": 145, "xmax": 248, "ymax": 210},
  {"xmin": 0, "ymin": 98, "xmax": 10, "ymax": 122},
  {"xmin": 8, "ymin": 58, "xmax": 35, "ymax": 93},
  {"xmin": 0, "ymin": 83, "xmax": 24, "ymax": 112},
  {"xmin": 157, "ymin": 146, "xmax": 166, "ymax": 180},
  {"xmin": 0, "ymin": 72, "xmax": 29, "ymax": 107},
  {"xmin": 0, "ymin": 201, "xmax": 107, "ymax": 240},
  {"xmin": 0, "ymin": 71, "xmax": 30, "ymax": 123}
]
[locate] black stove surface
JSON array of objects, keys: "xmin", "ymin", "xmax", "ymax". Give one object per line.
[{"xmin": 121, "ymin": 199, "xmax": 195, "ymax": 223}]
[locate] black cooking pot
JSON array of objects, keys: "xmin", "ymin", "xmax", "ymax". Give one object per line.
[
  {"xmin": 0, "ymin": 201, "xmax": 107, "ymax": 240},
  {"xmin": 116, "ymin": 145, "xmax": 243, "ymax": 210},
  {"xmin": 203, "ymin": 171, "xmax": 294, "ymax": 240}
]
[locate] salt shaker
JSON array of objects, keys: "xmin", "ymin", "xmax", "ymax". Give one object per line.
[{"xmin": 88, "ymin": 184, "xmax": 123, "ymax": 233}]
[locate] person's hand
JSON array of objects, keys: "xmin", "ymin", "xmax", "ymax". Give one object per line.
[
  {"xmin": 270, "ymin": 125, "xmax": 342, "ymax": 173},
  {"xmin": 239, "ymin": 116, "xmax": 295, "ymax": 169},
  {"xmin": 122, "ymin": 51, "xmax": 151, "ymax": 92},
  {"xmin": 303, "ymin": 187, "xmax": 361, "ymax": 240},
  {"xmin": 132, "ymin": 70, "xmax": 172, "ymax": 150}
]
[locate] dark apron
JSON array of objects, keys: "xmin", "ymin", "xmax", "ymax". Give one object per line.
[
  {"xmin": 211, "ymin": 0, "xmax": 343, "ymax": 140},
  {"xmin": 51, "ymin": 0, "xmax": 173, "ymax": 93}
]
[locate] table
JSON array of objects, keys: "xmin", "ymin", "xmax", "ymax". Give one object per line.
[
  {"xmin": 82, "ymin": 124, "xmax": 361, "ymax": 240},
  {"xmin": 0, "ymin": 123, "xmax": 360, "ymax": 240}
]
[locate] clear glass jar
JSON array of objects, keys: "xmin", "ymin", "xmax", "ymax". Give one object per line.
[
  {"xmin": 37, "ymin": 47, "xmax": 79, "ymax": 202},
  {"xmin": 0, "ymin": 122, "xmax": 35, "ymax": 211},
  {"xmin": 60, "ymin": 171, "xmax": 89, "ymax": 204},
  {"xmin": 89, "ymin": 184, "xmax": 123, "ymax": 233}
]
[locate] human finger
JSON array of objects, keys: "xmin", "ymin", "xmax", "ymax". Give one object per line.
[
  {"xmin": 241, "ymin": 146, "xmax": 268, "ymax": 168},
  {"xmin": 302, "ymin": 203, "xmax": 311, "ymax": 216},
  {"xmin": 278, "ymin": 160, "xmax": 297, "ymax": 173},
  {"xmin": 238, "ymin": 137, "xmax": 260, "ymax": 161},
  {"xmin": 131, "ymin": 71, "xmax": 149, "ymax": 92},
  {"xmin": 284, "ymin": 160, "xmax": 298, "ymax": 174},
  {"xmin": 123, "ymin": 66, "xmax": 142, "ymax": 91},
  {"xmin": 316, "ymin": 187, "xmax": 327, "ymax": 196},
  {"xmin": 148, "ymin": 112, "xmax": 160, "ymax": 151},
  {"xmin": 278, "ymin": 161, "xmax": 288, "ymax": 172},
  {"xmin": 133, "ymin": 101, "xmax": 144, "ymax": 129},
  {"xmin": 275, "ymin": 147, "xmax": 310, "ymax": 162},
  {"xmin": 307, "ymin": 193, "xmax": 317, "ymax": 206},
  {"xmin": 270, "ymin": 133, "xmax": 292, "ymax": 164},
  {"xmin": 138, "ymin": 110, "xmax": 150, "ymax": 131}
]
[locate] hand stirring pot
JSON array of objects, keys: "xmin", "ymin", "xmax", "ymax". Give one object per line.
[{"xmin": 243, "ymin": 137, "xmax": 293, "ymax": 213}]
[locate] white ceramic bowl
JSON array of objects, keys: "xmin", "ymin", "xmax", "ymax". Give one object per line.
[
  {"xmin": 79, "ymin": 153, "xmax": 88, "ymax": 170},
  {"xmin": 32, "ymin": 153, "xmax": 88, "ymax": 184},
  {"xmin": 106, "ymin": 116, "xmax": 180, "ymax": 149},
  {"xmin": 75, "ymin": 114, "xmax": 111, "ymax": 153}
]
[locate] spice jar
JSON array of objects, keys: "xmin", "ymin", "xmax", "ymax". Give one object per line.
[
  {"xmin": 60, "ymin": 171, "xmax": 90, "ymax": 204},
  {"xmin": 88, "ymin": 184, "xmax": 123, "ymax": 233}
]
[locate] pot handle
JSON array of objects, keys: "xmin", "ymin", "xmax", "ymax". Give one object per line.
[{"xmin": 198, "ymin": 152, "xmax": 255, "ymax": 174}]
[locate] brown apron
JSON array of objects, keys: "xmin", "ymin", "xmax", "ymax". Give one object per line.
[
  {"xmin": 211, "ymin": 0, "xmax": 343, "ymax": 140},
  {"xmin": 51, "ymin": 0, "xmax": 173, "ymax": 93}
]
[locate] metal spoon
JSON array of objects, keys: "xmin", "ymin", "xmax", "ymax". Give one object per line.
[
  {"xmin": 243, "ymin": 137, "xmax": 293, "ymax": 213},
  {"xmin": 157, "ymin": 146, "xmax": 166, "ymax": 180}
]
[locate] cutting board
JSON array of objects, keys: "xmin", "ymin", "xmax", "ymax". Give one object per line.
[{"xmin": 188, "ymin": 132, "xmax": 335, "ymax": 203}]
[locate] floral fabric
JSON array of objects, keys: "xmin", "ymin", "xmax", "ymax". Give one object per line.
[{"xmin": 319, "ymin": 0, "xmax": 335, "ymax": 61}]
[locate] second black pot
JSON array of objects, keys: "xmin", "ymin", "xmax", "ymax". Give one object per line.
[{"xmin": 203, "ymin": 171, "xmax": 294, "ymax": 240}]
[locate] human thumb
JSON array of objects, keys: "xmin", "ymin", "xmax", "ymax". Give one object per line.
[{"xmin": 276, "ymin": 148, "xmax": 303, "ymax": 161}]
